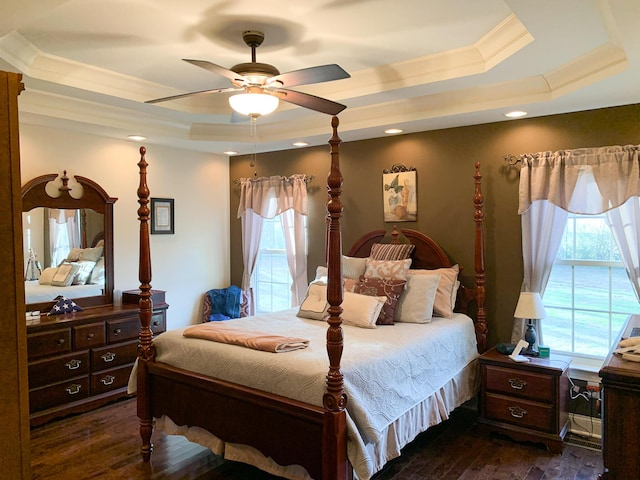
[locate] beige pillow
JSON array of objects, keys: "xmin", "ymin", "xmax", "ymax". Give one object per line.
[
  {"xmin": 297, "ymin": 283, "xmax": 328, "ymax": 320},
  {"xmin": 39, "ymin": 267, "xmax": 57, "ymax": 285},
  {"xmin": 395, "ymin": 273, "xmax": 441, "ymax": 323},
  {"xmin": 71, "ymin": 260, "xmax": 97, "ymax": 285},
  {"xmin": 407, "ymin": 265, "xmax": 460, "ymax": 318},
  {"xmin": 341, "ymin": 291, "xmax": 386, "ymax": 329},
  {"xmin": 363, "ymin": 258, "xmax": 412, "ymax": 280},
  {"xmin": 51, "ymin": 262, "xmax": 81, "ymax": 287}
]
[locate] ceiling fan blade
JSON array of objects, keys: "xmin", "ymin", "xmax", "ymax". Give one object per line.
[
  {"xmin": 145, "ymin": 87, "xmax": 240, "ymax": 104},
  {"xmin": 267, "ymin": 64, "xmax": 350, "ymax": 88},
  {"xmin": 272, "ymin": 89, "xmax": 347, "ymax": 115},
  {"xmin": 183, "ymin": 59, "xmax": 246, "ymax": 83}
]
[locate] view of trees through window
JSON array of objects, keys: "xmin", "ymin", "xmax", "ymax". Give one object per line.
[
  {"xmin": 254, "ymin": 216, "xmax": 292, "ymax": 314},
  {"xmin": 542, "ymin": 213, "xmax": 639, "ymax": 358}
]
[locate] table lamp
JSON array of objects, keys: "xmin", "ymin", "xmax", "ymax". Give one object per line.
[{"xmin": 514, "ymin": 292, "xmax": 546, "ymax": 356}]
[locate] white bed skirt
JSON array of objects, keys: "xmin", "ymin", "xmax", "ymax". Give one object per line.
[{"xmin": 154, "ymin": 358, "xmax": 479, "ymax": 480}]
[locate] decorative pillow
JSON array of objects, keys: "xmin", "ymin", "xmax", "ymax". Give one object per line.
[
  {"xmin": 363, "ymin": 258, "xmax": 412, "ymax": 280},
  {"xmin": 370, "ymin": 243, "xmax": 415, "ymax": 261},
  {"xmin": 51, "ymin": 262, "xmax": 81, "ymax": 287},
  {"xmin": 343, "ymin": 277, "xmax": 358, "ymax": 292},
  {"xmin": 315, "ymin": 265, "xmax": 328, "ymax": 280},
  {"xmin": 342, "ymin": 255, "xmax": 367, "ymax": 279},
  {"xmin": 407, "ymin": 265, "xmax": 460, "ymax": 318},
  {"xmin": 88, "ymin": 257, "xmax": 105, "ymax": 285},
  {"xmin": 297, "ymin": 283, "xmax": 329, "ymax": 320},
  {"xmin": 354, "ymin": 277, "xmax": 406, "ymax": 325},
  {"xmin": 395, "ymin": 273, "xmax": 441, "ymax": 323},
  {"xmin": 38, "ymin": 267, "xmax": 57, "ymax": 285},
  {"xmin": 341, "ymin": 291, "xmax": 386, "ymax": 329},
  {"xmin": 47, "ymin": 295, "xmax": 83, "ymax": 316},
  {"xmin": 71, "ymin": 260, "xmax": 97, "ymax": 285},
  {"xmin": 66, "ymin": 246, "xmax": 104, "ymax": 263}
]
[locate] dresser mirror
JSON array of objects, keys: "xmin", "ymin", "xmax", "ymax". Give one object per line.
[{"xmin": 21, "ymin": 171, "xmax": 117, "ymax": 311}]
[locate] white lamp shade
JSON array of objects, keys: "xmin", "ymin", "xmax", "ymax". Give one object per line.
[
  {"xmin": 514, "ymin": 292, "xmax": 547, "ymax": 320},
  {"xmin": 228, "ymin": 93, "xmax": 279, "ymax": 116}
]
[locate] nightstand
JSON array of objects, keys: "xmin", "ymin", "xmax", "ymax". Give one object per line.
[{"xmin": 477, "ymin": 347, "xmax": 571, "ymax": 453}]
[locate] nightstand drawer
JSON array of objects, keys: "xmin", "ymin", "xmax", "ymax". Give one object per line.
[
  {"xmin": 484, "ymin": 365, "xmax": 554, "ymax": 403},
  {"xmin": 484, "ymin": 392, "xmax": 554, "ymax": 433}
]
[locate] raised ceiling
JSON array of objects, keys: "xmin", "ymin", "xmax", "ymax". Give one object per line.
[{"xmin": 1, "ymin": 0, "xmax": 639, "ymax": 154}]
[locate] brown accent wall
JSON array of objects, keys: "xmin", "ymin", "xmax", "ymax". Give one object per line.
[{"xmin": 229, "ymin": 103, "xmax": 640, "ymax": 347}]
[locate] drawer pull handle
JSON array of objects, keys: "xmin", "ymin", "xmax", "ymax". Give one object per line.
[
  {"xmin": 57, "ymin": 338, "xmax": 66, "ymax": 345},
  {"xmin": 86, "ymin": 333, "xmax": 94, "ymax": 340},
  {"xmin": 101, "ymin": 375, "xmax": 115, "ymax": 386},
  {"xmin": 101, "ymin": 352, "xmax": 116, "ymax": 363},
  {"xmin": 153, "ymin": 321, "xmax": 159, "ymax": 327},
  {"xmin": 508, "ymin": 406, "xmax": 527, "ymax": 418},
  {"xmin": 508, "ymin": 378, "xmax": 527, "ymax": 390},
  {"xmin": 65, "ymin": 359, "xmax": 82, "ymax": 370},
  {"xmin": 113, "ymin": 328, "xmax": 122, "ymax": 336},
  {"xmin": 66, "ymin": 384, "xmax": 82, "ymax": 395}
]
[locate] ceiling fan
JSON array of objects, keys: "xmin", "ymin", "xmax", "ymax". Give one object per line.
[{"xmin": 146, "ymin": 30, "xmax": 350, "ymax": 117}]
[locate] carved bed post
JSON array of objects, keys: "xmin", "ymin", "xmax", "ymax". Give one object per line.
[
  {"xmin": 136, "ymin": 146, "xmax": 156, "ymax": 461},
  {"xmin": 473, "ymin": 162, "xmax": 487, "ymax": 353},
  {"xmin": 323, "ymin": 116, "xmax": 349, "ymax": 480}
]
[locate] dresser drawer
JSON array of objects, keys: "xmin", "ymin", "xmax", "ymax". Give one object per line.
[
  {"xmin": 106, "ymin": 317, "xmax": 139, "ymax": 343},
  {"xmin": 73, "ymin": 322, "xmax": 105, "ymax": 349},
  {"xmin": 27, "ymin": 329, "xmax": 72, "ymax": 359},
  {"xmin": 484, "ymin": 365, "xmax": 554, "ymax": 403},
  {"xmin": 484, "ymin": 392, "xmax": 555, "ymax": 433},
  {"xmin": 28, "ymin": 350, "xmax": 90, "ymax": 389},
  {"xmin": 29, "ymin": 376, "xmax": 90, "ymax": 412},
  {"xmin": 91, "ymin": 340, "xmax": 138, "ymax": 370},
  {"xmin": 91, "ymin": 364, "xmax": 133, "ymax": 395}
]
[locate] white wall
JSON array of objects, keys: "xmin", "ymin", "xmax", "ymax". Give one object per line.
[{"xmin": 19, "ymin": 123, "xmax": 230, "ymax": 329}]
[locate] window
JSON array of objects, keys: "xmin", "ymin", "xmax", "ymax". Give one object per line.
[
  {"xmin": 253, "ymin": 214, "xmax": 307, "ymax": 314},
  {"xmin": 543, "ymin": 213, "xmax": 639, "ymax": 359}
]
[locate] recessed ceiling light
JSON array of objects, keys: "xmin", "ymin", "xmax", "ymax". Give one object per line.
[
  {"xmin": 127, "ymin": 135, "xmax": 146, "ymax": 141},
  {"xmin": 505, "ymin": 111, "xmax": 527, "ymax": 118},
  {"xmin": 385, "ymin": 128, "xmax": 403, "ymax": 134},
  {"xmin": 292, "ymin": 142, "xmax": 309, "ymax": 147},
  {"xmin": 223, "ymin": 150, "xmax": 238, "ymax": 156}
]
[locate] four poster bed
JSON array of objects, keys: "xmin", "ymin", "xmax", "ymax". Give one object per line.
[{"xmin": 133, "ymin": 116, "xmax": 487, "ymax": 480}]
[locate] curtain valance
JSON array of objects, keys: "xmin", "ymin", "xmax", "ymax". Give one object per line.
[
  {"xmin": 518, "ymin": 145, "xmax": 640, "ymax": 214},
  {"xmin": 237, "ymin": 174, "xmax": 309, "ymax": 218}
]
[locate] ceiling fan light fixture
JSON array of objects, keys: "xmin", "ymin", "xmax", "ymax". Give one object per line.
[{"xmin": 229, "ymin": 93, "xmax": 279, "ymax": 117}]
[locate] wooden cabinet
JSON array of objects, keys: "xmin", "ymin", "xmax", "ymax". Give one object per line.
[
  {"xmin": 26, "ymin": 294, "xmax": 167, "ymax": 426},
  {"xmin": 477, "ymin": 347, "xmax": 571, "ymax": 453},
  {"xmin": 599, "ymin": 315, "xmax": 640, "ymax": 480}
]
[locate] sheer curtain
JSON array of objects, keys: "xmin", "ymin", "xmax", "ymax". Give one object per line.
[
  {"xmin": 513, "ymin": 145, "xmax": 640, "ymax": 344},
  {"xmin": 48, "ymin": 208, "xmax": 81, "ymax": 267},
  {"xmin": 237, "ymin": 174, "xmax": 309, "ymax": 315}
]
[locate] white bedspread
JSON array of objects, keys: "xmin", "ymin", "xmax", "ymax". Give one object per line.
[
  {"xmin": 24, "ymin": 280, "xmax": 104, "ymax": 304},
  {"xmin": 148, "ymin": 309, "xmax": 478, "ymax": 445}
]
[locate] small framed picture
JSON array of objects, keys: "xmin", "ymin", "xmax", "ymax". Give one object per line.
[{"xmin": 151, "ymin": 198, "xmax": 174, "ymax": 234}]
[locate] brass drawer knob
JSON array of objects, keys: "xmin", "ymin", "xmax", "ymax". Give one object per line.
[
  {"xmin": 101, "ymin": 375, "xmax": 115, "ymax": 386},
  {"xmin": 66, "ymin": 384, "xmax": 82, "ymax": 395},
  {"xmin": 508, "ymin": 406, "xmax": 527, "ymax": 418},
  {"xmin": 508, "ymin": 378, "xmax": 527, "ymax": 390},
  {"xmin": 101, "ymin": 352, "xmax": 116, "ymax": 363},
  {"xmin": 65, "ymin": 359, "xmax": 82, "ymax": 370},
  {"xmin": 57, "ymin": 338, "xmax": 66, "ymax": 345},
  {"xmin": 113, "ymin": 328, "xmax": 122, "ymax": 336},
  {"xmin": 86, "ymin": 333, "xmax": 94, "ymax": 340}
]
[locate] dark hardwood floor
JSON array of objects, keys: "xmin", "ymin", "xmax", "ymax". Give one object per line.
[{"xmin": 30, "ymin": 397, "xmax": 603, "ymax": 479}]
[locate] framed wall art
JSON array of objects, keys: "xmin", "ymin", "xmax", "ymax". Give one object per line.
[
  {"xmin": 151, "ymin": 197, "xmax": 174, "ymax": 234},
  {"xmin": 382, "ymin": 164, "xmax": 417, "ymax": 222}
]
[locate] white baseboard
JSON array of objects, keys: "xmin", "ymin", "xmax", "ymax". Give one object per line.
[{"xmin": 569, "ymin": 413, "xmax": 602, "ymax": 440}]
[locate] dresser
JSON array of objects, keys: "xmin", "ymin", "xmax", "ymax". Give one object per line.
[
  {"xmin": 26, "ymin": 292, "xmax": 167, "ymax": 426},
  {"xmin": 477, "ymin": 347, "xmax": 571, "ymax": 453},
  {"xmin": 599, "ymin": 314, "xmax": 640, "ymax": 480}
]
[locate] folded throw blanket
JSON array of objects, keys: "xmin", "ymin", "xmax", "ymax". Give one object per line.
[{"xmin": 183, "ymin": 323, "xmax": 309, "ymax": 353}]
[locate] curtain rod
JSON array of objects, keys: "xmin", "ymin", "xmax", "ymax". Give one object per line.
[
  {"xmin": 232, "ymin": 174, "xmax": 315, "ymax": 186},
  {"xmin": 503, "ymin": 154, "xmax": 539, "ymax": 165}
]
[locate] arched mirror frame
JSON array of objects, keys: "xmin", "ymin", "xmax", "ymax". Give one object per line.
[{"xmin": 21, "ymin": 171, "xmax": 117, "ymax": 311}]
